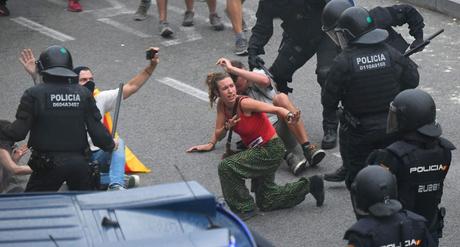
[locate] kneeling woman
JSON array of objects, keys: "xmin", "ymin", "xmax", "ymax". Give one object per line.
[{"xmin": 187, "ymin": 72, "xmax": 325, "ymax": 216}]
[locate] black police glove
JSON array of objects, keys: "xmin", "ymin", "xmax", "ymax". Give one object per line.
[
  {"xmin": 248, "ymin": 55, "xmax": 265, "ymax": 71},
  {"xmin": 409, "ymin": 38, "xmax": 424, "ymax": 52}
]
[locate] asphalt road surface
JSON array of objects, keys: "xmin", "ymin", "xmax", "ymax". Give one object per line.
[{"xmin": 1, "ymin": 0, "xmax": 459, "ymax": 246}]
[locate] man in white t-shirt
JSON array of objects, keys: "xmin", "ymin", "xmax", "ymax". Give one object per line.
[
  {"xmin": 73, "ymin": 48, "xmax": 159, "ymax": 190},
  {"xmin": 19, "ymin": 48, "xmax": 158, "ymax": 190}
]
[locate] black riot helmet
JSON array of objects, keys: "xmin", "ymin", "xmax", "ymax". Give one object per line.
[
  {"xmin": 351, "ymin": 165, "xmax": 402, "ymax": 217},
  {"xmin": 387, "ymin": 89, "xmax": 442, "ymax": 137},
  {"xmin": 36, "ymin": 45, "xmax": 77, "ymax": 78},
  {"xmin": 335, "ymin": 6, "xmax": 388, "ymax": 49},
  {"xmin": 321, "ymin": 0, "xmax": 354, "ymax": 46}
]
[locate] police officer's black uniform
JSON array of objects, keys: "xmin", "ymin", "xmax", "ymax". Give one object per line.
[
  {"xmin": 367, "ymin": 89, "xmax": 455, "ymax": 246},
  {"xmin": 1, "ymin": 45, "xmax": 114, "ymax": 192},
  {"xmin": 345, "ymin": 165, "xmax": 435, "ymax": 247},
  {"xmin": 319, "ymin": 0, "xmax": 425, "ymax": 152},
  {"xmin": 322, "ymin": 7, "xmax": 419, "ymax": 189},
  {"xmin": 248, "ymin": 0, "xmax": 326, "ymax": 94}
]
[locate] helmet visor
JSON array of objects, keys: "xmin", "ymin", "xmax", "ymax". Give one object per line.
[
  {"xmin": 386, "ymin": 102, "xmax": 399, "ymax": 134},
  {"xmin": 325, "ymin": 29, "xmax": 341, "ymax": 47},
  {"xmin": 335, "ymin": 29, "xmax": 350, "ymax": 49}
]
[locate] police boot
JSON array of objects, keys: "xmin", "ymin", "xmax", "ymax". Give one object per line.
[
  {"xmin": 321, "ymin": 128, "xmax": 337, "ymax": 150},
  {"xmin": 285, "ymin": 152, "xmax": 307, "ymax": 176},
  {"xmin": 303, "ymin": 144, "xmax": 326, "ymax": 167},
  {"xmin": 324, "ymin": 166, "xmax": 347, "ymax": 182},
  {"xmin": 309, "ymin": 175, "xmax": 325, "ymax": 207}
]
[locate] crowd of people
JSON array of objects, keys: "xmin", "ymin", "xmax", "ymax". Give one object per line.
[{"xmin": 0, "ymin": 0, "xmax": 456, "ymax": 246}]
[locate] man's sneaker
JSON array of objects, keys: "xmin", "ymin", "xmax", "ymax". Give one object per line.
[
  {"xmin": 285, "ymin": 152, "xmax": 307, "ymax": 176},
  {"xmin": 321, "ymin": 128, "xmax": 337, "ymax": 149},
  {"xmin": 309, "ymin": 175, "xmax": 325, "ymax": 207},
  {"xmin": 182, "ymin": 10, "xmax": 194, "ymax": 26},
  {"xmin": 134, "ymin": 1, "xmax": 150, "ymax": 21},
  {"xmin": 67, "ymin": 0, "xmax": 82, "ymax": 12},
  {"xmin": 124, "ymin": 174, "xmax": 140, "ymax": 189},
  {"xmin": 303, "ymin": 144, "xmax": 326, "ymax": 167},
  {"xmin": 108, "ymin": 183, "xmax": 126, "ymax": 191},
  {"xmin": 209, "ymin": 13, "xmax": 224, "ymax": 31},
  {"xmin": 159, "ymin": 21, "xmax": 174, "ymax": 38},
  {"xmin": 324, "ymin": 166, "xmax": 347, "ymax": 182},
  {"xmin": 235, "ymin": 37, "xmax": 248, "ymax": 56},
  {"xmin": 0, "ymin": 3, "xmax": 10, "ymax": 16}
]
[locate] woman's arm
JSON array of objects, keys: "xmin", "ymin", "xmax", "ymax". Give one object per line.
[
  {"xmin": 217, "ymin": 58, "xmax": 271, "ymax": 87},
  {"xmin": 0, "ymin": 149, "xmax": 32, "ymax": 175},
  {"xmin": 240, "ymin": 97, "xmax": 289, "ymax": 119}
]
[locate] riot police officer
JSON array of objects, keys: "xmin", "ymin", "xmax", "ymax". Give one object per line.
[
  {"xmin": 1, "ymin": 45, "xmax": 115, "ymax": 192},
  {"xmin": 345, "ymin": 165, "xmax": 434, "ymax": 247},
  {"xmin": 322, "ymin": 7, "xmax": 419, "ymax": 190},
  {"xmin": 367, "ymin": 89, "xmax": 455, "ymax": 246},
  {"xmin": 321, "ymin": 0, "xmax": 426, "ymax": 181},
  {"xmin": 248, "ymin": 0, "xmax": 352, "ymax": 151}
]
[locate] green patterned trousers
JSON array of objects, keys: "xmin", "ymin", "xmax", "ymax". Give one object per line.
[{"xmin": 218, "ymin": 137, "xmax": 311, "ymax": 213}]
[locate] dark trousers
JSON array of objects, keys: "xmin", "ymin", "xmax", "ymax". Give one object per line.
[
  {"xmin": 26, "ymin": 153, "xmax": 91, "ymax": 192},
  {"xmin": 269, "ymin": 32, "xmax": 339, "ymax": 131},
  {"xmin": 339, "ymin": 113, "xmax": 391, "ymax": 189},
  {"xmin": 316, "ymin": 36, "xmax": 340, "ymax": 131}
]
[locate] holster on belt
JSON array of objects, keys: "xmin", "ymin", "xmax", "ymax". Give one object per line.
[
  {"xmin": 28, "ymin": 151, "xmax": 55, "ymax": 172},
  {"xmin": 338, "ymin": 107, "xmax": 361, "ymax": 129}
]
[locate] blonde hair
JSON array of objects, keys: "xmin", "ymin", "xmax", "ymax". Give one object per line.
[{"xmin": 205, "ymin": 72, "xmax": 228, "ymax": 108}]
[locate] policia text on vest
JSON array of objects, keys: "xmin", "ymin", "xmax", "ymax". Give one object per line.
[{"xmin": 47, "ymin": 93, "xmax": 81, "ymax": 108}]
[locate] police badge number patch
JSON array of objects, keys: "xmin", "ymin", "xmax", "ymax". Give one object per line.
[
  {"xmin": 46, "ymin": 92, "xmax": 81, "ymax": 109},
  {"xmin": 352, "ymin": 51, "xmax": 391, "ymax": 72}
]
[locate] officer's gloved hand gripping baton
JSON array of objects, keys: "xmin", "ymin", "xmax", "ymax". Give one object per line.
[{"xmin": 404, "ymin": 29, "xmax": 444, "ymax": 57}]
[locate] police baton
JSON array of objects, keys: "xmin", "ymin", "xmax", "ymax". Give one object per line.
[
  {"xmin": 111, "ymin": 83, "xmax": 124, "ymax": 138},
  {"xmin": 404, "ymin": 29, "xmax": 444, "ymax": 57},
  {"xmin": 255, "ymin": 59, "xmax": 274, "ymax": 80}
]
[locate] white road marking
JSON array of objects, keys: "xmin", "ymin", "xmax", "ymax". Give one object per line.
[
  {"xmin": 97, "ymin": 18, "xmax": 151, "ymax": 38},
  {"xmin": 10, "ymin": 17, "xmax": 75, "ymax": 42},
  {"xmin": 157, "ymin": 77, "xmax": 209, "ymax": 102}
]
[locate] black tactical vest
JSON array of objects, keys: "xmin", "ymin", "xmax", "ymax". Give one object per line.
[
  {"xmin": 345, "ymin": 210, "xmax": 428, "ymax": 246},
  {"xmin": 386, "ymin": 137, "xmax": 454, "ymax": 225},
  {"xmin": 27, "ymin": 82, "xmax": 90, "ymax": 152},
  {"xmin": 343, "ymin": 45, "xmax": 400, "ymax": 116}
]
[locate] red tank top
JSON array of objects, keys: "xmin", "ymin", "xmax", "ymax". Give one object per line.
[{"xmin": 225, "ymin": 98, "xmax": 276, "ymax": 147}]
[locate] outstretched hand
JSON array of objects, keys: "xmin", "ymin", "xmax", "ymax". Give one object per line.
[
  {"xmin": 216, "ymin": 57, "xmax": 233, "ymax": 73},
  {"xmin": 147, "ymin": 47, "xmax": 160, "ymax": 65},
  {"xmin": 19, "ymin": 49, "xmax": 38, "ymax": 77},
  {"xmin": 186, "ymin": 143, "xmax": 214, "ymax": 153}
]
